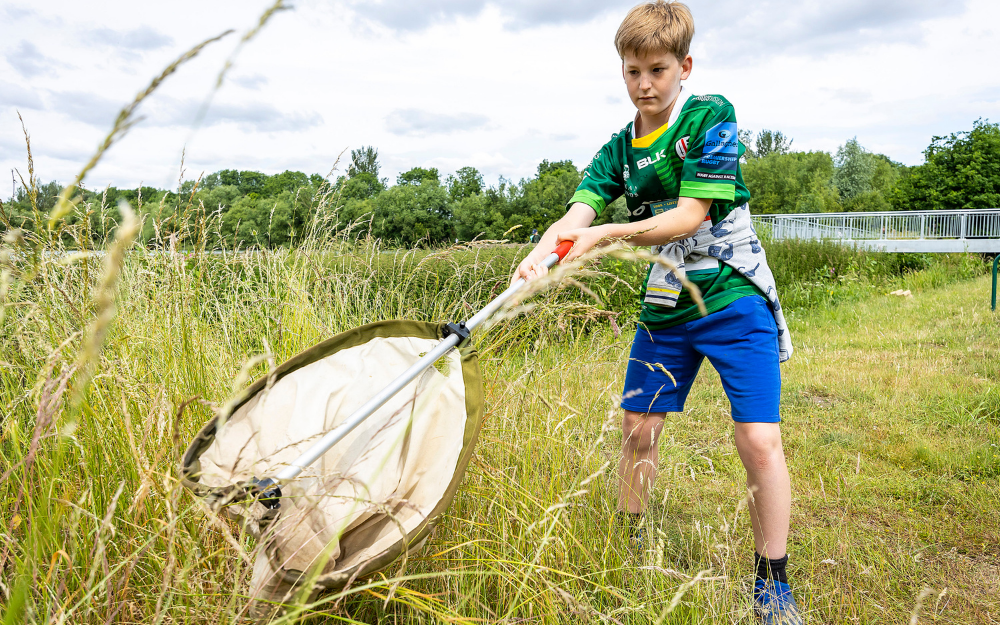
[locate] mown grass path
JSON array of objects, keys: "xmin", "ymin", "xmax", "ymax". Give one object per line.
[{"xmin": 775, "ymin": 274, "xmax": 1000, "ymax": 623}]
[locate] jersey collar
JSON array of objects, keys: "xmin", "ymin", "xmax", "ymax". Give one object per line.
[{"xmin": 630, "ymin": 86, "xmax": 693, "ymax": 148}]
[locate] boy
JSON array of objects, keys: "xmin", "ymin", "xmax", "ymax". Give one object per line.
[{"xmin": 512, "ymin": 2, "xmax": 802, "ymax": 622}]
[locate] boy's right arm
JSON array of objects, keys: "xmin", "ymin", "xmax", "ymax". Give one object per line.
[{"xmin": 512, "ymin": 203, "xmax": 597, "ymax": 284}]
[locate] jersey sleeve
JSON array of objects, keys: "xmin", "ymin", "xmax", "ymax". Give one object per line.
[
  {"xmin": 567, "ymin": 136, "xmax": 625, "ymax": 217},
  {"xmin": 679, "ymin": 104, "xmax": 740, "ymax": 201}
]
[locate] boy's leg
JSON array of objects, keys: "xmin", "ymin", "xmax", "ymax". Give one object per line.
[
  {"xmin": 689, "ymin": 296, "xmax": 801, "ymax": 620},
  {"xmin": 617, "ymin": 321, "xmax": 699, "ymax": 546},
  {"xmin": 734, "ymin": 422, "xmax": 790, "ymax": 559},
  {"xmin": 618, "ymin": 410, "xmax": 666, "ymax": 513}
]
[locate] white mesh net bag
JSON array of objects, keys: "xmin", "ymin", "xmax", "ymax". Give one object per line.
[{"xmin": 181, "ymin": 320, "xmax": 484, "ymax": 617}]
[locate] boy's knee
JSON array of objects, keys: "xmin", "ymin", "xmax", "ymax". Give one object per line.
[
  {"xmin": 747, "ymin": 449, "xmax": 773, "ymax": 472},
  {"xmin": 735, "ymin": 423, "xmax": 783, "ymax": 469},
  {"xmin": 622, "ymin": 410, "xmax": 663, "ymax": 452}
]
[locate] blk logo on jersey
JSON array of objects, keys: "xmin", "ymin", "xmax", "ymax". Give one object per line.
[
  {"xmin": 636, "ymin": 149, "xmax": 667, "ymax": 170},
  {"xmin": 675, "ymin": 136, "xmax": 689, "ymax": 160}
]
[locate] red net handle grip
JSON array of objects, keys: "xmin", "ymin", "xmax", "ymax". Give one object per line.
[
  {"xmin": 536, "ymin": 240, "xmax": 574, "ymax": 272},
  {"xmin": 553, "ymin": 240, "xmax": 574, "ymax": 261}
]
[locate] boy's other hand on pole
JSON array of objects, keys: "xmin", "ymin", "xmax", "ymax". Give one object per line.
[
  {"xmin": 512, "ymin": 254, "xmax": 549, "ymax": 285},
  {"xmin": 558, "ymin": 225, "xmax": 609, "ymax": 263}
]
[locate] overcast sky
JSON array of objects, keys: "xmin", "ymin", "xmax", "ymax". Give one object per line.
[{"xmin": 2, "ymin": 0, "xmax": 998, "ymax": 196}]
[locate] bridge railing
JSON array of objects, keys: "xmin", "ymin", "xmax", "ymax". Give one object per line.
[{"xmin": 753, "ymin": 209, "xmax": 1000, "ymax": 242}]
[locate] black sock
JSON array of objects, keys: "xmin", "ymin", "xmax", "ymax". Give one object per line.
[
  {"xmin": 754, "ymin": 552, "xmax": 788, "ymax": 584},
  {"xmin": 615, "ymin": 511, "xmax": 643, "ymax": 535}
]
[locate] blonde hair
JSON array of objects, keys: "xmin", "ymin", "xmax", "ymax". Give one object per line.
[{"xmin": 615, "ymin": 1, "xmax": 694, "ymax": 61}]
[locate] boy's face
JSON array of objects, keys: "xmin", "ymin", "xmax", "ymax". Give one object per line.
[{"xmin": 622, "ymin": 51, "xmax": 693, "ymax": 120}]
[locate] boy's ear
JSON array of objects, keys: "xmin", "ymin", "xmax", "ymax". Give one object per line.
[{"xmin": 680, "ymin": 55, "xmax": 693, "ymax": 80}]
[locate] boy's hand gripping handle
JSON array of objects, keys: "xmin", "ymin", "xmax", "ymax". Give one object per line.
[
  {"xmin": 551, "ymin": 240, "xmax": 574, "ymax": 264},
  {"xmin": 534, "ymin": 240, "xmax": 574, "ymax": 272}
]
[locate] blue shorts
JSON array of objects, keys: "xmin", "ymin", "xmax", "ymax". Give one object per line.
[{"xmin": 621, "ymin": 295, "xmax": 781, "ymax": 423}]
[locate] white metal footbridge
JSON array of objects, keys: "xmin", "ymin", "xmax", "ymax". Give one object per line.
[{"xmin": 752, "ymin": 209, "xmax": 1000, "ymax": 253}]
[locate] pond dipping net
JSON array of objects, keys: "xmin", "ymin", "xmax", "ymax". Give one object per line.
[{"xmin": 180, "ymin": 320, "xmax": 484, "ymax": 618}]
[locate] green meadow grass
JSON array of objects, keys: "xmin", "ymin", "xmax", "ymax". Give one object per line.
[{"xmin": 0, "ymin": 208, "xmax": 997, "ymax": 624}]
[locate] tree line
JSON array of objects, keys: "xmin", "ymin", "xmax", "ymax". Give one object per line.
[
  {"xmin": 740, "ymin": 119, "xmax": 1000, "ymax": 214},
  {"xmin": 2, "ymin": 119, "xmax": 997, "ymax": 248}
]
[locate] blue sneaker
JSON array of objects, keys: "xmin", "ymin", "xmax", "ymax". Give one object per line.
[
  {"xmin": 614, "ymin": 511, "xmax": 644, "ymax": 559},
  {"xmin": 753, "ymin": 579, "xmax": 803, "ymax": 624},
  {"xmin": 629, "ymin": 526, "xmax": 645, "ymax": 557}
]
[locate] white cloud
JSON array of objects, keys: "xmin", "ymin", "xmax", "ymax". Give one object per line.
[
  {"xmin": 141, "ymin": 96, "xmax": 324, "ymax": 132},
  {"xmin": 385, "ymin": 109, "xmax": 489, "ymax": 136},
  {"xmin": 695, "ymin": 0, "xmax": 969, "ymax": 61},
  {"xmin": 6, "ymin": 41, "xmax": 63, "ymax": 78},
  {"xmin": 0, "ymin": 82, "xmax": 44, "ymax": 110},
  {"xmin": 232, "ymin": 73, "xmax": 269, "ymax": 90},
  {"xmin": 48, "ymin": 91, "xmax": 122, "ymax": 126},
  {"xmin": 0, "ymin": 0, "xmax": 997, "ymax": 195},
  {"xmin": 351, "ymin": 0, "xmax": 629, "ymax": 31},
  {"xmin": 82, "ymin": 26, "xmax": 175, "ymax": 51}
]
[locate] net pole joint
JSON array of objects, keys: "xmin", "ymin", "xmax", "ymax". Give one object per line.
[
  {"xmin": 248, "ymin": 477, "xmax": 283, "ymax": 510},
  {"xmin": 443, "ymin": 321, "xmax": 472, "ymax": 346}
]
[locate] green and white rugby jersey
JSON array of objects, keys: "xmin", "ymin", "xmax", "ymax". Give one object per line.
[{"xmin": 568, "ymin": 88, "xmax": 762, "ymax": 329}]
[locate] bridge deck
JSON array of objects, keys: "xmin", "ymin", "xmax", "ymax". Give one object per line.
[{"xmin": 753, "ymin": 209, "xmax": 1000, "ymax": 253}]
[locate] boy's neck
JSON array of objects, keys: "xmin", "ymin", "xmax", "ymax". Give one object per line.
[{"xmin": 635, "ymin": 86, "xmax": 685, "ymax": 139}]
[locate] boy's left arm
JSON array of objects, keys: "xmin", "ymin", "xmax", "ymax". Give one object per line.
[{"xmin": 557, "ymin": 196, "xmax": 711, "ymax": 262}]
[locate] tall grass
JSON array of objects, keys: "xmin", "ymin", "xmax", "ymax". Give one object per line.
[
  {"xmin": 2, "ymin": 166, "xmax": 997, "ymax": 622},
  {"xmin": 0, "ymin": 184, "xmax": 700, "ymax": 623}
]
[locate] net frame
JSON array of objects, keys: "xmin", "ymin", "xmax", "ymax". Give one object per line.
[{"xmin": 180, "ymin": 319, "xmax": 484, "ymax": 591}]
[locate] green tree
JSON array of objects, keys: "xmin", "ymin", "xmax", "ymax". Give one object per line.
[
  {"xmin": 741, "ymin": 129, "xmax": 793, "ymax": 160},
  {"xmin": 341, "ymin": 146, "xmax": 387, "ymax": 200},
  {"xmin": 263, "ymin": 170, "xmax": 311, "ymax": 196},
  {"xmin": 340, "ymin": 173, "xmax": 386, "ymax": 201},
  {"xmin": 348, "ymin": 146, "xmax": 381, "ymax": 178},
  {"xmin": 201, "ymin": 172, "xmax": 221, "ymax": 190},
  {"xmin": 743, "ymin": 151, "xmax": 840, "ymax": 213},
  {"xmin": 513, "ymin": 160, "xmax": 582, "ymax": 237},
  {"xmin": 452, "ymin": 179, "xmax": 521, "ymax": 241},
  {"xmin": 446, "ymin": 166, "xmax": 484, "ymax": 201},
  {"xmin": 842, "ymin": 154, "xmax": 901, "ymax": 212},
  {"xmin": 220, "ymin": 194, "xmax": 265, "ymax": 247},
  {"xmin": 893, "ymin": 119, "xmax": 1000, "ymax": 210},
  {"xmin": 369, "ymin": 181, "xmax": 452, "ymax": 246},
  {"xmin": 200, "ymin": 185, "xmax": 241, "ymax": 215},
  {"xmin": 738, "ymin": 128, "xmax": 754, "ymax": 161},
  {"xmin": 336, "ymin": 197, "xmax": 375, "ymax": 237},
  {"xmin": 605, "ymin": 197, "xmax": 630, "ymax": 224},
  {"xmin": 833, "ymin": 138, "xmax": 875, "ymax": 201},
  {"xmin": 216, "ymin": 170, "xmax": 269, "ymax": 196},
  {"xmin": 397, "ymin": 167, "xmax": 440, "ymax": 186},
  {"xmin": 3, "ymin": 180, "xmax": 62, "ymax": 231},
  {"xmin": 832, "ymin": 139, "xmax": 907, "ymax": 212},
  {"xmin": 451, "ymin": 161, "xmax": 582, "ymax": 242}
]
